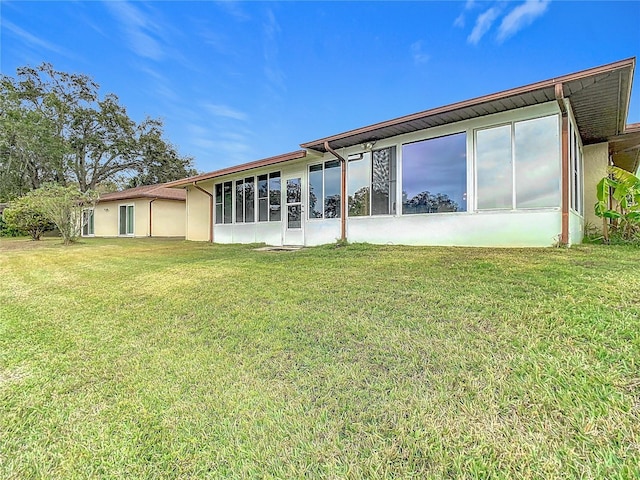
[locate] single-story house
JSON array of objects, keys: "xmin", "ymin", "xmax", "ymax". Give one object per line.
[
  {"xmin": 83, "ymin": 184, "xmax": 186, "ymax": 238},
  {"xmin": 166, "ymin": 58, "xmax": 640, "ymax": 247}
]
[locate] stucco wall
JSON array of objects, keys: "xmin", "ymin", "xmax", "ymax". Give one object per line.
[
  {"xmin": 186, "ymin": 185, "xmax": 211, "ymax": 241},
  {"xmin": 133, "ymin": 199, "xmax": 149, "ymax": 236},
  {"xmin": 93, "ymin": 201, "xmax": 119, "ymax": 237},
  {"xmin": 93, "ymin": 198, "xmax": 184, "ymax": 237},
  {"xmin": 583, "ymin": 142, "xmax": 609, "ymax": 228},
  {"xmin": 151, "ymin": 199, "xmax": 185, "ymax": 237}
]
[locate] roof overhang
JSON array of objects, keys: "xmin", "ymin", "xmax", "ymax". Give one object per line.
[
  {"xmin": 165, "ymin": 150, "xmax": 308, "ymax": 188},
  {"xmin": 609, "ymin": 123, "xmax": 640, "ymax": 173},
  {"xmin": 301, "ymin": 58, "xmax": 636, "ymax": 154}
]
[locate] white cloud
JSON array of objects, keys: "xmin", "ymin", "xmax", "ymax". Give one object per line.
[
  {"xmin": 468, "ymin": 6, "xmax": 502, "ymax": 45},
  {"xmin": 205, "ymin": 104, "xmax": 248, "ymax": 121},
  {"xmin": 497, "ymin": 0, "xmax": 551, "ymax": 42},
  {"xmin": 411, "ymin": 41, "xmax": 430, "ymax": 65},
  {"xmin": 453, "ymin": 14, "xmax": 466, "ymax": 28},
  {"xmin": 2, "ymin": 19, "xmax": 70, "ymax": 56},
  {"xmin": 453, "ymin": 0, "xmax": 476, "ymax": 28},
  {"xmin": 104, "ymin": 1, "xmax": 165, "ymax": 60},
  {"xmin": 215, "ymin": 1, "xmax": 250, "ymax": 22}
]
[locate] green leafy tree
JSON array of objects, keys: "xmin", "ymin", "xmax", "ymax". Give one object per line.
[
  {"xmin": 0, "ymin": 87, "xmax": 65, "ymax": 201},
  {"xmin": 595, "ymin": 166, "xmax": 640, "ymax": 242},
  {"xmin": 0, "ymin": 63, "xmax": 195, "ymax": 198},
  {"xmin": 2, "ymin": 194, "xmax": 55, "ymax": 240},
  {"xmin": 29, "ymin": 183, "xmax": 98, "ymax": 245},
  {"xmin": 127, "ymin": 126, "xmax": 197, "ymax": 187}
]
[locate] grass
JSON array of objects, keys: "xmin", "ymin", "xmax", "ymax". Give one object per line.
[{"xmin": 0, "ymin": 237, "xmax": 639, "ymax": 479}]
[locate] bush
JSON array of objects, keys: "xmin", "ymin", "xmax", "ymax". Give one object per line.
[
  {"xmin": 2, "ymin": 196, "xmax": 54, "ymax": 240},
  {"xmin": 0, "ymin": 213, "xmax": 25, "ymax": 237},
  {"xmin": 28, "ymin": 184, "xmax": 98, "ymax": 245}
]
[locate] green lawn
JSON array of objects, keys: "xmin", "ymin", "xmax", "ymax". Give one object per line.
[{"xmin": 1, "ymin": 237, "xmax": 639, "ymax": 479}]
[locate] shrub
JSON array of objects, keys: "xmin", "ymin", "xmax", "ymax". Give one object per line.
[{"xmin": 2, "ymin": 196, "xmax": 54, "ymax": 240}]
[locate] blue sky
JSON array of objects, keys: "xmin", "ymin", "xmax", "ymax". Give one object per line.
[{"xmin": 2, "ymin": 1, "xmax": 639, "ymax": 174}]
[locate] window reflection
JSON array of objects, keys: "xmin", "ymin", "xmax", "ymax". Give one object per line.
[
  {"xmin": 308, "ymin": 161, "xmax": 341, "ymax": 219},
  {"xmin": 476, "ymin": 115, "xmax": 559, "ymax": 210},
  {"xmin": 476, "ymin": 125, "xmax": 512, "ymax": 210},
  {"xmin": 288, "ymin": 205, "xmax": 301, "ymax": 229},
  {"xmin": 309, "ymin": 164, "xmax": 323, "ymax": 218},
  {"xmin": 348, "ymin": 154, "xmax": 370, "ymax": 217},
  {"xmin": 324, "ymin": 160, "xmax": 341, "ymax": 218},
  {"xmin": 515, "ymin": 116, "xmax": 559, "ymax": 208},
  {"xmin": 402, "ymin": 133, "xmax": 467, "ymax": 214}
]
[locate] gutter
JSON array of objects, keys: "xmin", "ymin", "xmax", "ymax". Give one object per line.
[
  {"xmin": 324, "ymin": 141, "xmax": 347, "ymax": 242},
  {"xmin": 192, "ymin": 182, "xmax": 214, "ymax": 243},
  {"xmin": 555, "ymin": 83, "xmax": 570, "ymax": 246},
  {"xmin": 149, "ymin": 197, "xmax": 157, "ymax": 237}
]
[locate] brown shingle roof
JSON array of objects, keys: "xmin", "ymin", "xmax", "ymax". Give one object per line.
[{"xmin": 98, "ymin": 184, "xmax": 186, "ymax": 202}]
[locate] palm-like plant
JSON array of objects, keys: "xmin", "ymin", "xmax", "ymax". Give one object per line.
[{"xmin": 595, "ymin": 166, "xmax": 640, "ymax": 242}]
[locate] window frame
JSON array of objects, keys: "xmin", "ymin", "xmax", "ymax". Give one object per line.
[
  {"xmin": 569, "ymin": 121, "xmax": 584, "ymax": 216},
  {"xmin": 474, "ymin": 114, "xmax": 561, "ymax": 212},
  {"xmin": 118, "ymin": 203, "xmax": 134, "ymax": 236},
  {"xmin": 82, "ymin": 208, "xmax": 95, "ymax": 237},
  {"xmin": 308, "ymin": 160, "xmax": 342, "ymax": 220},
  {"xmin": 347, "ymin": 147, "xmax": 397, "ymax": 217},
  {"xmin": 401, "ymin": 132, "xmax": 467, "ymax": 215},
  {"xmin": 215, "ymin": 171, "xmax": 281, "ymax": 224}
]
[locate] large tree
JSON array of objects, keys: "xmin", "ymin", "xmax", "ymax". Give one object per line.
[{"xmin": 0, "ymin": 63, "xmax": 195, "ymax": 200}]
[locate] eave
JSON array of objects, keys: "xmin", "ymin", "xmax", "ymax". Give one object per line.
[
  {"xmin": 165, "ymin": 150, "xmax": 307, "ymax": 188},
  {"xmin": 301, "ymin": 58, "xmax": 636, "ymax": 153}
]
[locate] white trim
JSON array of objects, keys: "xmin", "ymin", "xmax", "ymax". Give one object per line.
[
  {"xmin": 81, "ymin": 208, "xmax": 95, "ymax": 237},
  {"xmin": 118, "ymin": 203, "xmax": 135, "ymax": 236}
]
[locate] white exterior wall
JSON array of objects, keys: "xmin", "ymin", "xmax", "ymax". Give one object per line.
[
  {"xmin": 568, "ymin": 211, "xmax": 583, "ymax": 246},
  {"xmin": 347, "ymin": 211, "xmax": 561, "ymax": 247},
  {"xmin": 200, "ymin": 101, "xmax": 572, "ymax": 247},
  {"xmin": 211, "ymin": 159, "xmax": 317, "ymax": 246}
]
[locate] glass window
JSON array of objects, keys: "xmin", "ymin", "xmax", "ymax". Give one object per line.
[
  {"xmin": 244, "ymin": 177, "xmax": 255, "ymax": 222},
  {"xmin": 309, "ymin": 164, "xmax": 324, "ymax": 218},
  {"xmin": 269, "ymin": 172, "xmax": 281, "ymax": 222},
  {"xmin": 235, "ymin": 179, "xmax": 244, "ymax": 223},
  {"xmin": 476, "ymin": 125, "xmax": 512, "ymax": 210},
  {"xmin": 258, "ymin": 174, "xmax": 268, "ymax": 222},
  {"xmin": 215, "ymin": 183, "xmax": 223, "ymax": 224},
  {"xmin": 309, "ymin": 160, "xmax": 342, "ymax": 219},
  {"xmin": 223, "ymin": 181, "xmax": 233, "ymax": 223},
  {"xmin": 127, "ymin": 206, "xmax": 134, "ymax": 234},
  {"xmin": 286, "ymin": 177, "xmax": 302, "ymax": 229},
  {"xmin": 348, "ymin": 154, "xmax": 370, "ymax": 217},
  {"xmin": 372, "ymin": 148, "xmax": 396, "ymax": 215},
  {"xmin": 569, "ymin": 122, "xmax": 583, "ymax": 215},
  {"xmin": 235, "ymin": 177, "xmax": 255, "ymax": 223},
  {"xmin": 402, "ymin": 133, "xmax": 467, "ymax": 214},
  {"xmin": 119, "ymin": 205, "xmax": 134, "ymax": 235},
  {"xmin": 288, "ymin": 205, "xmax": 301, "ymax": 229},
  {"xmin": 476, "ymin": 115, "xmax": 560, "ymax": 211},
  {"xmin": 82, "ymin": 209, "xmax": 94, "ymax": 236},
  {"xmin": 515, "ymin": 116, "xmax": 560, "ymax": 209},
  {"xmin": 324, "ymin": 160, "xmax": 341, "ymax": 218}
]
